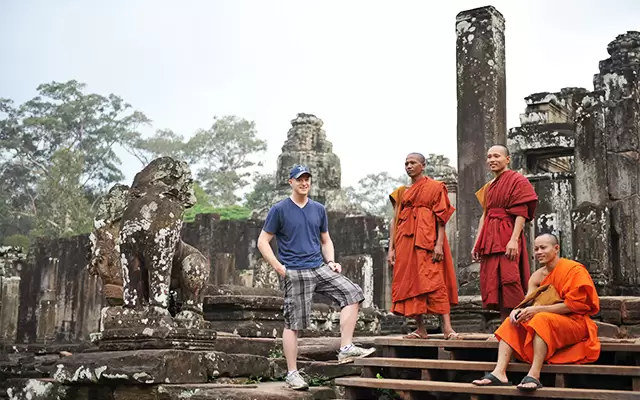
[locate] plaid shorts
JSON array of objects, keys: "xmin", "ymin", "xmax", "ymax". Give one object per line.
[{"xmin": 282, "ymin": 263, "xmax": 365, "ymax": 330}]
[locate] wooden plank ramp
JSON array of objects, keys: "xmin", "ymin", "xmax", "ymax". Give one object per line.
[
  {"xmin": 355, "ymin": 357, "xmax": 640, "ymax": 376},
  {"xmin": 375, "ymin": 336, "xmax": 640, "ymax": 352},
  {"xmin": 335, "ymin": 377, "xmax": 640, "ymax": 399},
  {"xmin": 334, "ymin": 336, "xmax": 640, "ymax": 398}
]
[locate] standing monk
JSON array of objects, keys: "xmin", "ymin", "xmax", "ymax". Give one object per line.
[
  {"xmin": 388, "ymin": 153, "xmax": 459, "ymax": 339},
  {"xmin": 472, "ymin": 145, "xmax": 538, "ymax": 321},
  {"xmin": 472, "ymin": 233, "xmax": 600, "ymax": 392}
]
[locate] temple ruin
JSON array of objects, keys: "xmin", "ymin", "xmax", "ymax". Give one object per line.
[{"xmin": 2, "ymin": 5, "xmax": 640, "ymax": 400}]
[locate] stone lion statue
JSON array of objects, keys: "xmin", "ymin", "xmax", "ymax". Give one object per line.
[{"xmin": 88, "ymin": 157, "xmax": 210, "ymax": 319}]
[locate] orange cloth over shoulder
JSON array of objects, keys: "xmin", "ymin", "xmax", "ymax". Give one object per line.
[
  {"xmin": 389, "ymin": 177, "xmax": 458, "ymax": 316},
  {"xmin": 495, "ymin": 258, "xmax": 601, "ymax": 364}
]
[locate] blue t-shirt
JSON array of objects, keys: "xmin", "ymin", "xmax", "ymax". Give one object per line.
[{"xmin": 262, "ymin": 198, "xmax": 328, "ymax": 270}]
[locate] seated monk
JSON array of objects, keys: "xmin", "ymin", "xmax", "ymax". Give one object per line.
[{"xmin": 472, "ymin": 233, "xmax": 600, "ymax": 392}]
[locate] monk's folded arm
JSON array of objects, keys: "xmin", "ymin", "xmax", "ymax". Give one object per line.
[{"xmin": 536, "ymin": 302, "xmax": 572, "ymax": 315}]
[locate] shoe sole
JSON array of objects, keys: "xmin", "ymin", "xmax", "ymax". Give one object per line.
[
  {"xmin": 337, "ymin": 347, "xmax": 376, "ymax": 364},
  {"xmin": 287, "ymin": 385, "xmax": 310, "ymax": 391}
]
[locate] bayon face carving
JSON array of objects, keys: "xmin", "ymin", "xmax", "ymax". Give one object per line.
[{"xmin": 88, "ymin": 157, "xmax": 209, "ymax": 319}]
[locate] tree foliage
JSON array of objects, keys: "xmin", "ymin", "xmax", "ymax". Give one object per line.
[
  {"xmin": 131, "ymin": 116, "xmax": 267, "ymax": 206},
  {"xmin": 345, "ymin": 172, "xmax": 407, "ymax": 217},
  {"xmin": 244, "ymin": 171, "xmax": 278, "ymax": 211},
  {"xmin": 0, "ymin": 80, "xmax": 150, "ymax": 239},
  {"xmin": 183, "ymin": 182, "xmax": 251, "ymax": 222}
]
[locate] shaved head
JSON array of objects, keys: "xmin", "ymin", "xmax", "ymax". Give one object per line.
[
  {"xmin": 536, "ymin": 233, "xmax": 559, "ymax": 245},
  {"xmin": 488, "ymin": 144, "xmax": 510, "ymax": 157},
  {"xmin": 407, "ymin": 152, "xmax": 426, "ymax": 165}
]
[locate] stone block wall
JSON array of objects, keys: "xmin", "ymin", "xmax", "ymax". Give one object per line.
[{"xmin": 9, "ymin": 213, "xmax": 388, "ymax": 344}]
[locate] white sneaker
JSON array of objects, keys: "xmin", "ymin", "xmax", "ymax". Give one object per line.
[
  {"xmin": 337, "ymin": 344, "xmax": 376, "ymax": 363},
  {"xmin": 285, "ymin": 370, "xmax": 309, "ymax": 391}
]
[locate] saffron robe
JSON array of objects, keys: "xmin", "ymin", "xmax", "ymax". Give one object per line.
[
  {"xmin": 495, "ymin": 258, "xmax": 601, "ymax": 364},
  {"xmin": 389, "ymin": 177, "xmax": 458, "ymax": 316},
  {"xmin": 474, "ymin": 170, "xmax": 538, "ymax": 309}
]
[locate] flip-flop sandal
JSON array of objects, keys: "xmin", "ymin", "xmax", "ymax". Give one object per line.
[
  {"xmin": 403, "ymin": 331, "xmax": 428, "ymax": 339},
  {"xmin": 517, "ymin": 375, "xmax": 543, "ymax": 392},
  {"xmin": 472, "ymin": 372, "xmax": 512, "ymax": 386},
  {"xmin": 444, "ymin": 332, "xmax": 460, "ymax": 340}
]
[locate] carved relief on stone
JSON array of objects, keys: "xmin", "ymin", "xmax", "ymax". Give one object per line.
[
  {"xmin": 89, "ymin": 157, "xmax": 210, "ymax": 320},
  {"xmin": 425, "ymin": 154, "xmax": 457, "ymax": 185},
  {"xmin": 88, "ymin": 184, "xmax": 129, "ymax": 306}
]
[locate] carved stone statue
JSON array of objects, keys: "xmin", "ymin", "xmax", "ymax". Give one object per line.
[
  {"xmin": 88, "ymin": 157, "xmax": 210, "ymax": 320},
  {"xmin": 88, "ymin": 184, "xmax": 129, "ymax": 306}
]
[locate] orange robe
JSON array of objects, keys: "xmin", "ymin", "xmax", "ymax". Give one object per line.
[
  {"xmin": 495, "ymin": 258, "xmax": 601, "ymax": 364},
  {"xmin": 389, "ymin": 176, "xmax": 458, "ymax": 316},
  {"xmin": 474, "ymin": 170, "xmax": 538, "ymax": 310}
]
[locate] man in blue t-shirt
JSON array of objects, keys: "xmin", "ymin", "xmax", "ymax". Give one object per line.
[{"xmin": 257, "ymin": 165, "xmax": 376, "ymax": 391}]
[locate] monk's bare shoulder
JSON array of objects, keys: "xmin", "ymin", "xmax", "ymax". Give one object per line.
[{"xmin": 530, "ymin": 267, "xmax": 549, "ymax": 286}]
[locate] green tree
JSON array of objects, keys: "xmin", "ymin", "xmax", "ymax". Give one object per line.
[
  {"xmin": 132, "ymin": 115, "xmax": 267, "ymax": 207},
  {"xmin": 244, "ymin": 171, "xmax": 277, "ymax": 210},
  {"xmin": 0, "ymin": 80, "xmax": 150, "ymax": 239},
  {"xmin": 346, "ymin": 172, "xmax": 407, "ymax": 217},
  {"xmin": 184, "ymin": 183, "xmax": 251, "ymax": 222}
]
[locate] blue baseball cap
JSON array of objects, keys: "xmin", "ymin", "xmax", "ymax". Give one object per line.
[{"xmin": 290, "ymin": 165, "xmax": 312, "ymax": 179}]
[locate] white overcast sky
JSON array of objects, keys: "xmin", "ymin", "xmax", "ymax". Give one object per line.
[{"xmin": 1, "ymin": 0, "xmax": 639, "ymax": 189}]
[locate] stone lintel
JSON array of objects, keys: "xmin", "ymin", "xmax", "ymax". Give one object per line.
[{"xmin": 508, "ymin": 125, "xmax": 575, "ymax": 153}]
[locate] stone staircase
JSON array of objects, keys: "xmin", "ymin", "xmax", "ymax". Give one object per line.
[{"xmin": 336, "ymin": 334, "xmax": 640, "ymax": 399}]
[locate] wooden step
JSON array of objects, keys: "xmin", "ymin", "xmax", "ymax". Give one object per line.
[
  {"xmin": 335, "ymin": 377, "xmax": 640, "ymax": 399},
  {"xmin": 376, "ymin": 336, "xmax": 640, "ymax": 352},
  {"xmin": 355, "ymin": 357, "xmax": 640, "ymax": 376}
]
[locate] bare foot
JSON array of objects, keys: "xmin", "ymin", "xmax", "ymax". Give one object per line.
[
  {"xmin": 443, "ymin": 330, "xmax": 460, "ymax": 340},
  {"xmin": 404, "ymin": 330, "xmax": 428, "ymax": 339},
  {"xmin": 472, "ymin": 371, "xmax": 509, "ymax": 386}
]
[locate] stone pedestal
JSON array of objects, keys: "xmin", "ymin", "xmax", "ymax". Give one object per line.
[
  {"xmin": 95, "ymin": 306, "xmax": 217, "ymax": 351},
  {"xmin": 455, "ymin": 6, "xmax": 507, "ymax": 291}
]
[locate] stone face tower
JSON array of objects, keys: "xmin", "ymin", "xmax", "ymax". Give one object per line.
[{"xmin": 276, "ymin": 113, "xmax": 342, "ymax": 205}]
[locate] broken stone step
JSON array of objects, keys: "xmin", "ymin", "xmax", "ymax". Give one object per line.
[{"xmin": 155, "ymin": 382, "xmax": 338, "ymax": 400}]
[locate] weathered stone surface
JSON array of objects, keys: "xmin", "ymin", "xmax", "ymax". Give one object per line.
[
  {"xmin": 52, "ymin": 350, "xmax": 208, "ymax": 384},
  {"xmin": 1, "ymin": 247, "xmax": 24, "ymax": 345},
  {"xmin": 155, "ymin": 382, "xmax": 337, "ymax": 400},
  {"xmin": 611, "ymin": 196, "xmax": 640, "ymax": 293},
  {"xmin": 597, "ymin": 296, "xmax": 624, "ymax": 325},
  {"xmin": 119, "ymin": 157, "xmax": 208, "ymax": 317},
  {"xmin": 607, "ymin": 152, "xmax": 640, "ymax": 200},
  {"xmin": 4, "ymin": 379, "xmax": 68, "ymax": 400},
  {"xmin": 96, "ymin": 306, "xmax": 216, "ymax": 351},
  {"xmin": 622, "ymin": 298, "xmax": 640, "ymax": 324},
  {"xmin": 571, "ymin": 204, "xmax": 613, "ymax": 294},
  {"xmin": 88, "ymin": 184, "xmax": 129, "ymax": 306},
  {"xmin": 455, "ymin": 6, "xmax": 506, "ymax": 283},
  {"xmin": 596, "ymin": 321, "xmax": 621, "ymax": 338},
  {"xmin": 270, "ymin": 359, "xmax": 361, "ymax": 380},
  {"xmin": 574, "ymin": 92, "xmax": 608, "ymax": 206},
  {"xmin": 528, "ymin": 174, "xmax": 575, "ymax": 259},
  {"xmin": 456, "ymin": 263, "xmax": 480, "ymax": 295},
  {"xmin": 204, "ymin": 351, "xmax": 272, "ymax": 379}
]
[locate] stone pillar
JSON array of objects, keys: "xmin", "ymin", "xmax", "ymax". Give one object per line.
[
  {"xmin": 0, "ymin": 247, "xmax": 25, "ymax": 345},
  {"xmin": 455, "ymin": 6, "xmax": 507, "ymax": 293},
  {"xmin": 598, "ymin": 32, "xmax": 640, "ymax": 293},
  {"xmin": 36, "ymin": 257, "xmax": 58, "ymax": 343}
]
